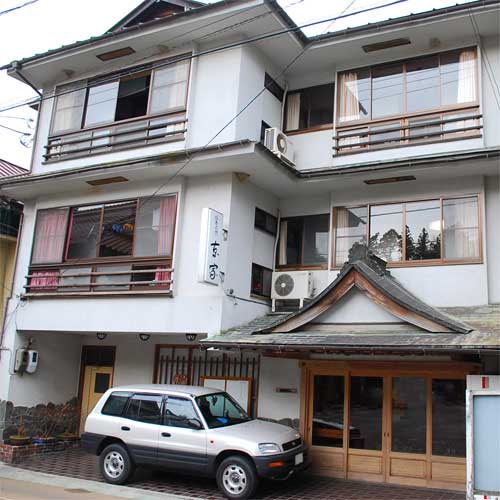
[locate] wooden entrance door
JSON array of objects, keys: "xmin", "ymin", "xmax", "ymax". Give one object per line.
[
  {"xmin": 302, "ymin": 361, "xmax": 473, "ymax": 491},
  {"xmin": 80, "ymin": 365, "xmax": 114, "ymax": 433}
]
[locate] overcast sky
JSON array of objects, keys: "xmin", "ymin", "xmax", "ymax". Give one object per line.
[{"xmin": 0, "ymin": 0, "xmax": 473, "ymax": 169}]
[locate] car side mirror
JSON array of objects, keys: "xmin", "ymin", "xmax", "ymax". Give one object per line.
[{"xmin": 187, "ymin": 418, "xmax": 203, "ymax": 430}]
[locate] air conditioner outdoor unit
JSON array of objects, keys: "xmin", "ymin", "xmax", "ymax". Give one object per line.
[
  {"xmin": 264, "ymin": 128, "xmax": 295, "ymax": 166},
  {"xmin": 271, "ymin": 271, "xmax": 313, "ymax": 311}
]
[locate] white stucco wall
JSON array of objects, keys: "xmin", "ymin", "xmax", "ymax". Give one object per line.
[
  {"xmin": 485, "ymin": 175, "xmax": 500, "ymax": 303},
  {"xmin": 258, "ymin": 357, "xmax": 301, "ymax": 421}
]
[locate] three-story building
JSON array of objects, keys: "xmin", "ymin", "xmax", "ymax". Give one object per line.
[{"xmin": 0, "ymin": 0, "xmax": 499, "ymax": 491}]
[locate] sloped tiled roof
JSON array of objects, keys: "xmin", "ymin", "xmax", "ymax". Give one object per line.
[{"xmin": 0, "ymin": 159, "xmax": 29, "ymax": 178}]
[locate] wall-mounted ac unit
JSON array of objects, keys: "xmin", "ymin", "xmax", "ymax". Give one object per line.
[
  {"xmin": 264, "ymin": 128, "xmax": 295, "ymax": 166},
  {"xmin": 271, "ymin": 271, "xmax": 313, "ymax": 311}
]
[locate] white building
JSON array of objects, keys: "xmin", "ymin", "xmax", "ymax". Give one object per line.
[{"xmin": 0, "ymin": 0, "xmax": 499, "ymax": 491}]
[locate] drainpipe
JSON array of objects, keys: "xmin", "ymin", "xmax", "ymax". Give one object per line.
[
  {"xmin": 0, "ymin": 211, "xmax": 24, "ymax": 363},
  {"xmin": 280, "ymin": 83, "xmax": 289, "ymax": 130}
]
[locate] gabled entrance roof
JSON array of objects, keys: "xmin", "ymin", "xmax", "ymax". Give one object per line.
[{"xmin": 263, "ymin": 244, "xmax": 471, "ymax": 335}]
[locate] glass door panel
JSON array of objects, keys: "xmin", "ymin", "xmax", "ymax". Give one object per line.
[
  {"xmin": 312, "ymin": 375, "xmax": 345, "ymax": 448},
  {"xmin": 349, "ymin": 376, "xmax": 383, "ymax": 450},
  {"xmin": 391, "ymin": 377, "xmax": 427, "ymax": 454}
]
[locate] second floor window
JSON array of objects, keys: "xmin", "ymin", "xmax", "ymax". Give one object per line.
[
  {"xmin": 285, "ymin": 83, "xmax": 334, "ymax": 133},
  {"xmin": 277, "ymin": 214, "xmax": 330, "ymax": 268},
  {"xmin": 31, "ymin": 195, "xmax": 177, "ymax": 265},
  {"xmin": 51, "ymin": 58, "xmax": 190, "ymax": 135},
  {"xmin": 333, "ymin": 195, "xmax": 481, "ymax": 267}
]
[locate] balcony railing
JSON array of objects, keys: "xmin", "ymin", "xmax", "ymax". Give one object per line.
[
  {"xmin": 333, "ymin": 107, "xmax": 482, "ymax": 155},
  {"xmin": 44, "ymin": 112, "xmax": 187, "ymax": 162},
  {"xmin": 24, "ymin": 260, "xmax": 173, "ymax": 297}
]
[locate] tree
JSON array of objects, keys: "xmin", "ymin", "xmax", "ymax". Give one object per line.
[{"xmin": 405, "ymin": 225, "xmax": 417, "ymax": 260}]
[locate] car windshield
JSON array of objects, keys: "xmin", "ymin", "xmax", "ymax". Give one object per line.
[{"xmin": 195, "ymin": 392, "xmax": 252, "ymax": 429}]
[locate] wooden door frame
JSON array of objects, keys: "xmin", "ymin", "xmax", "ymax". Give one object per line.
[
  {"xmin": 77, "ymin": 345, "xmax": 116, "ymax": 431},
  {"xmin": 300, "ymin": 359, "xmax": 479, "ymax": 489}
]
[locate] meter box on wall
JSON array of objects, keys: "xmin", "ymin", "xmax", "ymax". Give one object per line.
[{"xmin": 466, "ymin": 375, "xmax": 500, "ymax": 500}]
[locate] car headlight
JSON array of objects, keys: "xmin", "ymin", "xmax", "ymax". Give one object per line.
[{"xmin": 258, "ymin": 443, "xmax": 281, "ymax": 454}]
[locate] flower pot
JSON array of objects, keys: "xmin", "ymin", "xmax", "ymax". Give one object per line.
[
  {"xmin": 9, "ymin": 435, "xmax": 31, "ymax": 446},
  {"xmin": 31, "ymin": 436, "xmax": 56, "ymax": 445}
]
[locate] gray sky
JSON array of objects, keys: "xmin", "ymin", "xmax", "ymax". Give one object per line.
[{"xmin": 0, "ymin": 0, "xmax": 472, "ymax": 169}]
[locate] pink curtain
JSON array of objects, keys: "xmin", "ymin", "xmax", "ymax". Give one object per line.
[
  {"xmin": 30, "ymin": 271, "xmax": 59, "ymax": 291},
  {"xmin": 32, "ymin": 209, "xmax": 69, "ymax": 264},
  {"xmin": 157, "ymin": 196, "xmax": 177, "ymax": 256},
  {"xmin": 154, "ymin": 268, "xmax": 171, "ymax": 288}
]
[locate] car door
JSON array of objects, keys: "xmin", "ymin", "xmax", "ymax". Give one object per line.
[
  {"xmin": 119, "ymin": 393, "xmax": 163, "ymax": 466},
  {"xmin": 157, "ymin": 395, "xmax": 208, "ymax": 473}
]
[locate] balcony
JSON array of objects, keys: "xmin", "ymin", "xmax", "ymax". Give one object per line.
[
  {"xmin": 24, "ymin": 259, "xmax": 173, "ymax": 298},
  {"xmin": 333, "ymin": 106, "xmax": 482, "ymax": 155},
  {"xmin": 44, "ymin": 111, "xmax": 187, "ymax": 162}
]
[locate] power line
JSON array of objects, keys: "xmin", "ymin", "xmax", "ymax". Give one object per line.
[
  {"xmin": 0, "ymin": 122, "xmax": 30, "ymax": 135},
  {"xmin": 0, "ymin": 0, "xmax": 39, "ymax": 16},
  {"xmin": 0, "ymin": 0, "xmax": 408, "ymax": 114}
]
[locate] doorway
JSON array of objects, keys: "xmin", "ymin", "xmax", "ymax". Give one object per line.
[
  {"xmin": 78, "ymin": 346, "xmax": 115, "ymax": 433},
  {"xmin": 302, "ymin": 361, "xmax": 474, "ymax": 490}
]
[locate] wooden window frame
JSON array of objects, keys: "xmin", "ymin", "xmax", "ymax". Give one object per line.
[
  {"xmin": 331, "ymin": 194, "xmax": 483, "ymax": 269},
  {"xmin": 277, "ymin": 214, "xmax": 330, "ymax": 271},
  {"xmin": 284, "ymin": 83, "xmax": 335, "ymax": 135},
  {"xmin": 335, "ymin": 47, "xmax": 479, "ymax": 128},
  {"xmin": 29, "ymin": 193, "xmax": 178, "ymax": 269},
  {"xmin": 49, "ymin": 55, "xmax": 192, "ymax": 138}
]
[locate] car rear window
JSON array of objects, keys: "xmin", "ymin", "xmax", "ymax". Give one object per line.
[{"xmin": 102, "ymin": 391, "xmax": 132, "ymax": 416}]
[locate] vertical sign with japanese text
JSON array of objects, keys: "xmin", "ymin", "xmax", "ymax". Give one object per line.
[{"xmin": 198, "ymin": 208, "xmax": 224, "ymax": 285}]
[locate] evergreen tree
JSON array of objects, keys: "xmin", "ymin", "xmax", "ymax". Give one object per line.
[{"xmin": 405, "ymin": 225, "xmax": 417, "ymax": 260}]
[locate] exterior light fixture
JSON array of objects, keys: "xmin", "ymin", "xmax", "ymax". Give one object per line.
[
  {"xmin": 96, "ymin": 332, "xmax": 107, "ymax": 341},
  {"xmin": 139, "ymin": 333, "xmax": 151, "ymax": 342},
  {"xmin": 186, "ymin": 333, "xmax": 198, "ymax": 342}
]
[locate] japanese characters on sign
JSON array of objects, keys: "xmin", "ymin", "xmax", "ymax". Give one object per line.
[{"xmin": 198, "ymin": 208, "xmax": 224, "ymax": 285}]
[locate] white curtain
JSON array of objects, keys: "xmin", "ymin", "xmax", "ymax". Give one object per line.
[
  {"xmin": 334, "ymin": 208, "xmax": 350, "ymax": 266},
  {"xmin": 150, "ymin": 60, "xmax": 190, "ymax": 114},
  {"xmin": 52, "ymin": 85, "xmax": 86, "ymax": 134},
  {"xmin": 338, "ymin": 72, "xmax": 361, "ymax": 123},
  {"xmin": 278, "ymin": 221, "xmax": 288, "ymax": 265},
  {"xmin": 285, "ymin": 93, "xmax": 300, "ymax": 131},
  {"xmin": 457, "ymin": 50, "xmax": 476, "ymax": 103},
  {"xmin": 443, "ymin": 197, "xmax": 479, "ymax": 259}
]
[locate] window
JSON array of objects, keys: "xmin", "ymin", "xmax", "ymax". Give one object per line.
[
  {"xmin": 125, "ymin": 394, "xmax": 163, "ymax": 424},
  {"xmin": 285, "ymin": 83, "xmax": 334, "ymax": 132},
  {"xmin": 337, "ymin": 48, "xmax": 477, "ymax": 124},
  {"xmin": 278, "ymin": 214, "xmax": 329, "ymax": 268},
  {"xmin": 251, "ymin": 264, "xmax": 272, "ymax": 298},
  {"xmin": 31, "ymin": 208, "xmax": 69, "ymax": 264},
  {"xmin": 164, "ymin": 397, "xmax": 199, "ymax": 428},
  {"xmin": 264, "ymin": 73, "xmax": 284, "ymax": 102},
  {"xmin": 196, "ymin": 393, "xmax": 250, "ymax": 429},
  {"xmin": 102, "ymin": 391, "xmax": 132, "ymax": 416},
  {"xmin": 254, "ymin": 207, "xmax": 277, "ymax": 236},
  {"xmin": 333, "ymin": 195, "xmax": 481, "ymax": 267},
  {"xmin": 51, "ymin": 57, "xmax": 190, "ymax": 134}
]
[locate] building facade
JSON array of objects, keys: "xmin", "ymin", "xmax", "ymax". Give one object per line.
[{"xmin": 0, "ymin": 0, "xmax": 499, "ymax": 491}]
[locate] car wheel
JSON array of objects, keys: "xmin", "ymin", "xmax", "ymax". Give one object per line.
[
  {"xmin": 99, "ymin": 443, "xmax": 135, "ymax": 485},
  {"xmin": 216, "ymin": 455, "xmax": 258, "ymax": 500}
]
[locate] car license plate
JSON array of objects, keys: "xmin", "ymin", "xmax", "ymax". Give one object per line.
[{"xmin": 295, "ymin": 453, "xmax": 304, "ymax": 466}]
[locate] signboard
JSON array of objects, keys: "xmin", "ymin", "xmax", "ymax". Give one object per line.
[
  {"xmin": 466, "ymin": 375, "xmax": 500, "ymax": 500},
  {"xmin": 198, "ymin": 208, "xmax": 224, "ymax": 285}
]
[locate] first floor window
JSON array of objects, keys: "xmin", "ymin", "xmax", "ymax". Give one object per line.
[
  {"xmin": 251, "ymin": 264, "xmax": 272, "ymax": 297},
  {"xmin": 277, "ymin": 214, "xmax": 329, "ymax": 267},
  {"xmin": 333, "ymin": 195, "xmax": 480, "ymax": 267}
]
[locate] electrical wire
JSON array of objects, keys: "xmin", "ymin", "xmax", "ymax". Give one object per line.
[
  {"xmin": 0, "ymin": 122, "xmax": 31, "ymax": 135},
  {"xmin": 0, "ymin": 0, "xmax": 39, "ymax": 17},
  {"xmin": 0, "ymin": 0, "xmax": 408, "ymax": 114}
]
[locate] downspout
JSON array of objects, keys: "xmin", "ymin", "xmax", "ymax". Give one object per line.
[
  {"xmin": 0, "ymin": 211, "xmax": 24, "ymax": 363},
  {"xmin": 280, "ymin": 83, "xmax": 289, "ymax": 130}
]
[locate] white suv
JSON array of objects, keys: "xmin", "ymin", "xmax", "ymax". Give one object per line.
[{"xmin": 82, "ymin": 384, "xmax": 309, "ymax": 500}]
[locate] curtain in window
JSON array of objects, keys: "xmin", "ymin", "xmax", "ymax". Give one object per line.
[
  {"xmin": 334, "ymin": 208, "xmax": 350, "ymax": 266},
  {"xmin": 457, "ymin": 50, "xmax": 476, "ymax": 103},
  {"xmin": 278, "ymin": 220, "xmax": 288, "ymax": 265},
  {"xmin": 286, "ymin": 93, "xmax": 301, "ymax": 131},
  {"xmin": 150, "ymin": 61, "xmax": 189, "ymax": 114},
  {"xmin": 51, "ymin": 84, "xmax": 86, "ymax": 134},
  {"xmin": 30, "ymin": 271, "xmax": 59, "ymax": 291},
  {"xmin": 32, "ymin": 209, "xmax": 69, "ymax": 264},
  {"xmin": 154, "ymin": 195, "xmax": 177, "ymax": 286},
  {"xmin": 443, "ymin": 197, "xmax": 479, "ymax": 260},
  {"xmin": 338, "ymin": 72, "xmax": 361, "ymax": 123}
]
